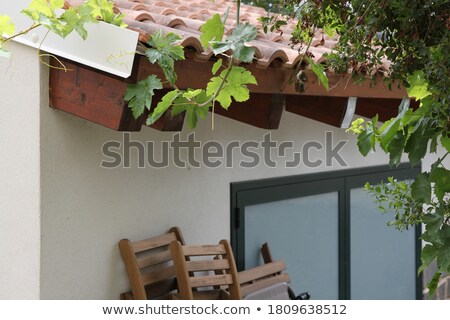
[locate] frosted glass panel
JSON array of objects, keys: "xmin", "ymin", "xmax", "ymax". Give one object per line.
[
  {"xmin": 350, "ymin": 188, "xmax": 416, "ymax": 299},
  {"xmin": 245, "ymin": 192, "xmax": 339, "ymax": 300}
]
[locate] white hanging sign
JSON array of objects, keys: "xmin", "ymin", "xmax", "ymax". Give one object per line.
[{"xmin": 2, "ymin": 1, "xmax": 139, "ymax": 78}]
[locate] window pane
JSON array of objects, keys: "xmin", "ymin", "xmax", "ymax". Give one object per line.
[
  {"xmin": 350, "ymin": 187, "xmax": 416, "ymax": 299},
  {"xmin": 245, "ymin": 192, "xmax": 339, "ymax": 299}
]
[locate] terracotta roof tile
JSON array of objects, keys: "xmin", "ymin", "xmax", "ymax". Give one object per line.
[
  {"xmin": 64, "ymin": 0, "xmax": 389, "ymax": 73},
  {"xmin": 107, "ymin": 0, "xmax": 339, "ymax": 70}
]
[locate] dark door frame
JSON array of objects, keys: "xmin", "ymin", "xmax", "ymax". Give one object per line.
[{"xmin": 230, "ymin": 163, "xmax": 422, "ymax": 300}]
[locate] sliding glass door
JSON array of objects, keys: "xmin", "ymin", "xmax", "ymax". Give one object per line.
[{"xmin": 231, "ymin": 164, "xmax": 421, "ymax": 299}]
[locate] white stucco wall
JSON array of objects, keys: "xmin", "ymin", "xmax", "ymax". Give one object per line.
[
  {"xmin": 4, "ymin": 43, "xmax": 435, "ymax": 300},
  {"xmin": 0, "ymin": 43, "xmax": 41, "ymax": 299},
  {"xmin": 39, "ymin": 92, "xmax": 392, "ymax": 298}
]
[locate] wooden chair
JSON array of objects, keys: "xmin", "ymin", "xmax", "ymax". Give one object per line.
[
  {"xmin": 260, "ymin": 242, "xmax": 310, "ymax": 300},
  {"xmin": 170, "ymin": 239, "xmax": 242, "ymax": 299},
  {"xmin": 238, "ymin": 257, "xmax": 291, "ymax": 299},
  {"xmin": 118, "ymin": 227, "xmax": 186, "ymax": 300}
]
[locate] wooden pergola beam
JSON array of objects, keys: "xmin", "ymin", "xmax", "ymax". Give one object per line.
[
  {"xmin": 214, "ymin": 94, "xmax": 285, "ymax": 129},
  {"xmin": 137, "ymin": 51, "xmax": 407, "ymax": 99},
  {"xmin": 49, "ymin": 50, "xmax": 411, "ymax": 132}
]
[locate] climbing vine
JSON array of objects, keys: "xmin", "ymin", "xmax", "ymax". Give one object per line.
[
  {"xmin": 124, "ymin": 2, "xmax": 262, "ymax": 129},
  {"xmin": 261, "ymin": 0, "xmax": 449, "ymax": 296},
  {"xmin": 0, "ymin": 0, "xmax": 125, "ymax": 58},
  {"xmin": 3, "ymin": 0, "xmax": 450, "ymax": 296}
]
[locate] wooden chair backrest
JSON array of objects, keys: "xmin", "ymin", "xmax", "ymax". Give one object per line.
[
  {"xmin": 237, "ymin": 242, "xmax": 291, "ymax": 298},
  {"xmin": 170, "ymin": 239, "xmax": 242, "ymax": 300},
  {"xmin": 118, "ymin": 227, "xmax": 185, "ymax": 300}
]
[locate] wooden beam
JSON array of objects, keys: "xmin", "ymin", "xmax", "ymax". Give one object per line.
[
  {"xmin": 285, "ymin": 95, "xmax": 348, "ymax": 127},
  {"xmin": 355, "ymin": 98, "xmax": 419, "ymax": 122},
  {"xmin": 49, "ymin": 57, "xmax": 183, "ymax": 132},
  {"xmin": 49, "ymin": 57, "xmax": 144, "ymax": 131},
  {"xmin": 214, "ymin": 93, "xmax": 285, "ymax": 129},
  {"xmin": 137, "ymin": 51, "xmax": 408, "ymax": 99}
]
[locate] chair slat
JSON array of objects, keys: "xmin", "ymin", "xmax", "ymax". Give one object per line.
[
  {"xmin": 238, "ymin": 260, "xmax": 286, "ymax": 285},
  {"xmin": 137, "ymin": 250, "xmax": 172, "ymax": 269},
  {"xmin": 186, "ymin": 259, "xmax": 230, "ymax": 272},
  {"xmin": 190, "ymin": 274, "xmax": 233, "ymax": 288},
  {"xmin": 132, "ymin": 233, "xmax": 178, "ymax": 253},
  {"xmin": 183, "ymin": 244, "xmax": 226, "ymax": 256},
  {"xmin": 141, "ymin": 265, "xmax": 176, "ymax": 286},
  {"xmin": 240, "ymin": 273, "xmax": 291, "ymax": 297}
]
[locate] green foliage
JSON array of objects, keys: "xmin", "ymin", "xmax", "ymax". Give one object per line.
[
  {"xmin": 124, "ymin": 75, "xmax": 163, "ymax": 119},
  {"xmin": 128, "ymin": 12, "xmax": 259, "ymax": 129},
  {"xmin": 0, "ymin": 15, "xmax": 15, "ymax": 57},
  {"xmin": 406, "ymin": 71, "xmax": 431, "ymax": 100},
  {"xmin": 146, "ymin": 31, "xmax": 185, "ymax": 85},
  {"xmin": 18, "ymin": 0, "xmax": 123, "ymax": 40},
  {"xmin": 0, "ymin": 15, "xmax": 16, "ymax": 36},
  {"xmin": 171, "ymin": 90, "xmax": 211, "ymax": 129},
  {"xmin": 146, "ymin": 90, "xmax": 181, "ymax": 126},
  {"xmin": 211, "ymin": 23, "xmax": 258, "ymax": 63},
  {"xmin": 206, "ymin": 66, "xmax": 257, "ymax": 109},
  {"xmin": 1, "ymin": 0, "xmax": 125, "ymax": 58},
  {"xmin": 267, "ymin": 0, "xmax": 450, "ymax": 295},
  {"xmin": 356, "ymin": 116, "xmax": 377, "ymax": 156},
  {"xmin": 306, "ymin": 57, "xmax": 329, "ymax": 90},
  {"xmin": 22, "ymin": 0, "xmax": 64, "ymax": 20},
  {"xmin": 410, "ymin": 172, "xmax": 431, "ymax": 204},
  {"xmin": 200, "ymin": 13, "xmax": 224, "ymax": 48}
]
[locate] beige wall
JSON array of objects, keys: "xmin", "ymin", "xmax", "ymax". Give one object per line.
[
  {"xmin": 0, "ymin": 43, "xmax": 42, "ymax": 299},
  {"xmin": 39, "ymin": 94, "xmax": 391, "ymax": 298},
  {"xmin": 4, "ymin": 43, "xmax": 426, "ymax": 300}
]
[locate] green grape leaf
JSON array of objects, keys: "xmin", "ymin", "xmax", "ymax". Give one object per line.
[
  {"xmin": 182, "ymin": 89, "xmax": 203, "ymax": 99},
  {"xmin": 147, "ymin": 90, "xmax": 181, "ymax": 126},
  {"xmin": 124, "ymin": 75, "xmax": 163, "ymax": 119},
  {"xmin": 211, "ymin": 23, "xmax": 257, "ymax": 63},
  {"xmin": 146, "ymin": 31, "xmax": 185, "ymax": 85},
  {"xmin": 379, "ymin": 109, "xmax": 406, "ymax": 151},
  {"xmin": 406, "ymin": 70, "xmax": 431, "ymax": 100},
  {"xmin": 427, "ymin": 272, "xmax": 441, "ymax": 296},
  {"xmin": 411, "ymin": 172, "xmax": 431, "ymax": 204},
  {"xmin": 441, "ymin": 135, "xmax": 450, "ymax": 153},
  {"xmin": 206, "ymin": 66, "xmax": 257, "ymax": 109},
  {"xmin": 420, "ymin": 244, "xmax": 438, "ymax": 272},
  {"xmin": 172, "ymin": 90, "xmax": 211, "ymax": 129},
  {"xmin": 84, "ymin": 0, "xmax": 126, "ymax": 27},
  {"xmin": 200, "ymin": 13, "xmax": 224, "ymax": 48},
  {"xmin": 22, "ymin": 0, "xmax": 64, "ymax": 20},
  {"xmin": 387, "ymin": 131, "xmax": 407, "ymax": 167},
  {"xmin": 212, "ymin": 59, "xmax": 223, "ymax": 75},
  {"xmin": 306, "ymin": 57, "xmax": 329, "ymax": 90},
  {"xmin": 404, "ymin": 121, "xmax": 429, "ymax": 165},
  {"xmin": 0, "ymin": 15, "xmax": 16, "ymax": 36},
  {"xmin": 59, "ymin": 8, "xmax": 87, "ymax": 39},
  {"xmin": 430, "ymin": 167, "xmax": 450, "ymax": 201},
  {"xmin": 86, "ymin": 0, "xmax": 113, "ymax": 19},
  {"xmin": 357, "ymin": 116, "xmax": 378, "ymax": 156}
]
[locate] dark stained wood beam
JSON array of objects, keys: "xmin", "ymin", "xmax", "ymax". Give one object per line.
[
  {"xmin": 49, "ymin": 57, "xmax": 184, "ymax": 132},
  {"xmin": 355, "ymin": 98, "xmax": 419, "ymax": 122},
  {"xmin": 137, "ymin": 51, "xmax": 407, "ymax": 99},
  {"xmin": 286, "ymin": 95, "xmax": 348, "ymax": 127},
  {"xmin": 214, "ymin": 93, "xmax": 285, "ymax": 129},
  {"xmin": 49, "ymin": 49, "xmax": 412, "ymax": 133}
]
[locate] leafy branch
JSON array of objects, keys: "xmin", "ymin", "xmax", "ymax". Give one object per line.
[
  {"xmin": 1, "ymin": 0, "xmax": 125, "ymax": 58},
  {"xmin": 124, "ymin": 12, "xmax": 258, "ymax": 130}
]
